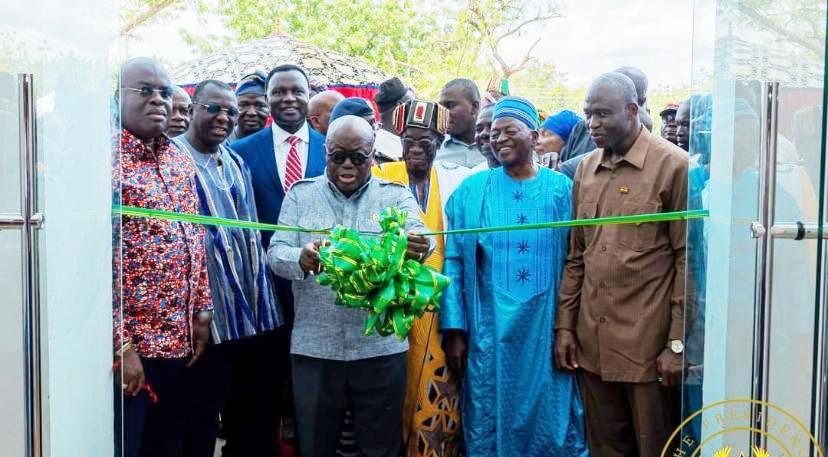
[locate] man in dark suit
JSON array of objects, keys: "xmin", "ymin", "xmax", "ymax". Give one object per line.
[{"xmin": 228, "ymin": 63, "xmax": 326, "ymax": 457}]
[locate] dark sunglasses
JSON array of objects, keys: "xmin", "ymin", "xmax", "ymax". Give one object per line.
[
  {"xmin": 327, "ymin": 151, "xmax": 372, "ymax": 166},
  {"xmin": 122, "ymin": 85, "xmax": 174, "ymax": 99},
  {"xmin": 195, "ymin": 102, "xmax": 240, "ymax": 118}
]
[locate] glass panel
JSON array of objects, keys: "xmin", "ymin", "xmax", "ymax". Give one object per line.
[
  {"xmin": 0, "ymin": 72, "xmax": 20, "ymax": 213},
  {"xmin": 0, "ymin": 223, "xmax": 25, "ymax": 457},
  {"xmin": 683, "ymin": 0, "xmax": 827, "ymax": 454},
  {"xmin": 1, "ymin": 0, "xmax": 120, "ymax": 455},
  {"xmin": 0, "ymin": 46, "xmax": 26, "ymax": 457}
]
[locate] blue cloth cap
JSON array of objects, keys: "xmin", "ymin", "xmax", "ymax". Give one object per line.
[
  {"xmin": 540, "ymin": 109, "xmax": 583, "ymax": 142},
  {"xmin": 330, "ymin": 97, "xmax": 374, "ymax": 123},
  {"xmin": 235, "ymin": 78, "xmax": 265, "ymax": 97},
  {"xmin": 492, "ymin": 96, "xmax": 538, "ymax": 130}
]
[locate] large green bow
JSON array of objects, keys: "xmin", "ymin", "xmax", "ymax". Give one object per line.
[{"xmin": 316, "ymin": 207, "xmax": 450, "ymax": 339}]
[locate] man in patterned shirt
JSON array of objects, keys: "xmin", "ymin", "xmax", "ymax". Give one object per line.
[{"xmin": 113, "ymin": 57, "xmax": 213, "ymax": 457}]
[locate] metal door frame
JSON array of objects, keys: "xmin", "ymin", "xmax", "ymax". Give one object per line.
[{"xmin": 0, "ymin": 73, "xmax": 44, "ymax": 457}]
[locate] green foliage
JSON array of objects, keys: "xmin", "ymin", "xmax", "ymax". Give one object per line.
[
  {"xmin": 214, "ymin": 0, "xmax": 558, "ymax": 97},
  {"xmin": 216, "ymin": 0, "xmax": 471, "ymax": 94}
]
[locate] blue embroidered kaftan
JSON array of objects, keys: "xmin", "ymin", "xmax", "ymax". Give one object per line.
[{"xmin": 440, "ymin": 167, "xmax": 588, "ymax": 457}]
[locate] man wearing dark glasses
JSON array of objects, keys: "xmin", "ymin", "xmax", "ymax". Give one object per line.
[
  {"xmin": 268, "ymin": 115, "xmax": 433, "ymax": 457},
  {"xmin": 172, "ymin": 79, "xmax": 282, "ymax": 457}
]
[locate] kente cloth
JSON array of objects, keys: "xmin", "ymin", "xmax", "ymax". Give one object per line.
[
  {"xmin": 440, "ymin": 167, "xmax": 589, "ymax": 457},
  {"xmin": 371, "ymin": 161, "xmax": 470, "ymax": 457},
  {"xmin": 176, "ymin": 138, "xmax": 282, "ymax": 343}
]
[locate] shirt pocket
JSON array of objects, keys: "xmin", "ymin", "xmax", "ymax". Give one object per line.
[
  {"xmin": 356, "ymin": 219, "xmax": 384, "ymax": 237},
  {"xmin": 577, "ymin": 201, "xmax": 598, "ymax": 245},
  {"xmin": 617, "ymin": 200, "xmax": 661, "ymax": 252}
]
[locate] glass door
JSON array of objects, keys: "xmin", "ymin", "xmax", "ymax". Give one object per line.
[
  {"xmin": 680, "ymin": 0, "xmax": 828, "ymax": 455},
  {"xmin": 0, "ymin": 71, "xmax": 27, "ymax": 457},
  {"xmin": 1, "ymin": 1, "xmax": 120, "ymax": 455}
]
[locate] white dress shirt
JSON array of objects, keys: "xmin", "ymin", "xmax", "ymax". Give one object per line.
[{"xmin": 271, "ymin": 122, "xmax": 310, "ymax": 190}]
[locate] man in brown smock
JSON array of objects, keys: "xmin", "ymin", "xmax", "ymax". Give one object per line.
[{"xmin": 555, "ymin": 72, "xmax": 689, "ymax": 457}]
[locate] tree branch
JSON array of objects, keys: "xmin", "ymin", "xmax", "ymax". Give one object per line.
[
  {"xmin": 736, "ymin": 4, "xmax": 822, "ymax": 56},
  {"xmin": 121, "ymin": 0, "xmax": 180, "ymax": 36},
  {"xmin": 495, "ymin": 11, "xmax": 560, "ymax": 46},
  {"xmin": 503, "ymin": 37, "xmax": 541, "ymax": 77}
]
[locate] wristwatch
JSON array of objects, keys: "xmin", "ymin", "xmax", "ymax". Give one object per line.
[{"xmin": 669, "ymin": 339, "xmax": 685, "ymax": 354}]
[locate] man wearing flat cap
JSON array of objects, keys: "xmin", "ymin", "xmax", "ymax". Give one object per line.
[
  {"xmin": 440, "ymin": 96, "xmax": 588, "ymax": 456},
  {"xmin": 659, "ymin": 102, "xmax": 680, "ymax": 145},
  {"xmin": 230, "ymin": 70, "xmax": 270, "ymax": 141}
]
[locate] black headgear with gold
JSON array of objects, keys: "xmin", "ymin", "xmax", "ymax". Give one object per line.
[{"xmin": 391, "ymin": 100, "xmax": 449, "ymax": 136}]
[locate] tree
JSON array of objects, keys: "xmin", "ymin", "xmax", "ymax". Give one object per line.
[
  {"xmin": 213, "ymin": 0, "xmax": 483, "ymax": 96},
  {"xmin": 465, "ymin": 0, "xmax": 561, "ymax": 79},
  {"xmin": 731, "ymin": 0, "xmax": 825, "ymax": 58},
  {"xmin": 120, "ymin": 0, "xmax": 208, "ymax": 36},
  {"xmin": 214, "ymin": 0, "xmax": 560, "ymax": 96}
]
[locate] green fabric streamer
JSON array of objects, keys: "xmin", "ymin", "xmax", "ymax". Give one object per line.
[
  {"xmin": 113, "ymin": 204, "xmax": 708, "ymax": 236},
  {"xmin": 316, "ymin": 207, "xmax": 450, "ymax": 339},
  {"xmin": 113, "ymin": 205, "xmax": 330, "ymax": 234},
  {"xmin": 113, "ymin": 203, "xmax": 709, "ymax": 339}
]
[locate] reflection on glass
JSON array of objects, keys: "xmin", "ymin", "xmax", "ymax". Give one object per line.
[
  {"xmin": 0, "ymin": 72, "xmax": 20, "ymax": 213},
  {"xmin": 685, "ymin": 0, "xmax": 826, "ymax": 454}
]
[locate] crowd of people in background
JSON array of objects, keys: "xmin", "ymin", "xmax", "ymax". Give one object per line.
[{"xmin": 114, "ymin": 55, "xmax": 710, "ymax": 457}]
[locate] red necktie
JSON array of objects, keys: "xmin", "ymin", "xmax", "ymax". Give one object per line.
[{"xmin": 283, "ymin": 135, "xmax": 302, "ymax": 191}]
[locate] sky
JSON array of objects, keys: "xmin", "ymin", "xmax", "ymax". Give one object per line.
[{"xmin": 127, "ymin": 0, "xmax": 701, "ymax": 89}]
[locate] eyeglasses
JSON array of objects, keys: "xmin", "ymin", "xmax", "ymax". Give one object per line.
[
  {"xmin": 195, "ymin": 102, "xmax": 240, "ymax": 118},
  {"xmin": 327, "ymin": 151, "xmax": 373, "ymax": 166},
  {"xmin": 401, "ymin": 138, "xmax": 436, "ymax": 149},
  {"xmin": 122, "ymin": 86, "xmax": 174, "ymax": 100}
]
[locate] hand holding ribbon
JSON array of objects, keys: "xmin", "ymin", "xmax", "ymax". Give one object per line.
[{"xmin": 316, "ymin": 207, "xmax": 450, "ymax": 339}]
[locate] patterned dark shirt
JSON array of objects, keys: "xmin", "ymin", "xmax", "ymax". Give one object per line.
[{"xmin": 113, "ymin": 129, "xmax": 212, "ymax": 359}]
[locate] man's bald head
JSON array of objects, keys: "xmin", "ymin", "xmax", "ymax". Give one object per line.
[
  {"xmin": 584, "ymin": 73, "xmax": 641, "ymax": 153},
  {"xmin": 613, "ymin": 66, "xmax": 648, "ymax": 107},
  {"xmin": 326, "ymin": 115, "xmax": 375, "ymax": 147},
  {"xmin": 308, "ymin": 90, "xmax": 345, "ymax": 134},
  {"xmin": 166, "ymin": 85, "xmax": 192, "ymax": 137},
  {"xmin": 119, "ymin": 57, "xmax": 173, "ymax": 144},
  {"xmin": 588, "ymin": 73, "xmax": 639, "ymax": 106},
  {"xmin": 326, "ymin": 115, "xmax": 376, "ymax": 196}
]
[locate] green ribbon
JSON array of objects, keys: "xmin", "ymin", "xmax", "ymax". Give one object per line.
[
  {"xmin": 113, "ymin": 205, "xmax": 330, "ymax": 234},
  {"xmin": 113, "ymin": 204, "xmax": 708, "ymax": 339},
  {"xmin": 113, "ymin": 205, "xmax": 708, "ymax": 236},
  {"xmin": 316, "ymin": 207, "xmax": 450, "ymax": 339}
]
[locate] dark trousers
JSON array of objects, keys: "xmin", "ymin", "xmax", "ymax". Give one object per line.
[
  {"xmin": 114, "ymin": 357, "xmax": 188, "ymax": 457},
  {"xmin": 221, "ymin": 329, "xmax": 290, "ymax": 457},
  {"xmin": 577, "ymin": 369, "xmax": 674, "ymax": 457},
  {"xmin": 291, "ymin": 352, "xmax": 407, "ymax": 457},
  {"xmin": 182, "ymin": 342, "xmax": 234, "ymax": 457}
]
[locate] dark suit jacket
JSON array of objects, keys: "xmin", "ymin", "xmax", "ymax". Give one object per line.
[{"xmin": 232, "ymin": 124, "xmax": 327, "ymax": 247}]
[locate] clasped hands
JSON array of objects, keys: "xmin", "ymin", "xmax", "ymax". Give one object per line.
[{"xmin": 299, "ymin": 232, "xmax": 430, "ymax": 275}]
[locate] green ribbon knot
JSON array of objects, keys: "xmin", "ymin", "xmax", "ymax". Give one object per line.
[{"xmin": 316, "ymin": 207, "xmax": 450, "ymax": 340}]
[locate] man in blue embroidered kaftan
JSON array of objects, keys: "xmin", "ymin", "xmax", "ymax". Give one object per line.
[
  {"xmin": 173, "ymin": 79, "xmax": 281, "ymax": 457},
  {"xmin": 440, "ymin": 97, "xmax": 588, "ymax": 457}
]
